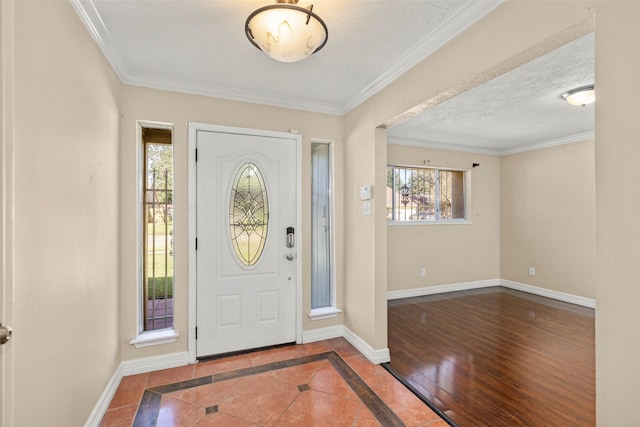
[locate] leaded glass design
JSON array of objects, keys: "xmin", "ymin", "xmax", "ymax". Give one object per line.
[{"xmin": 229, "ymin": 162, "xmax": 269, "ymax": 266}]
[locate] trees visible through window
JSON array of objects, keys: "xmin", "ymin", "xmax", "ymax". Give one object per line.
[
  {"xmin": 142, "ymin": 127, "xmax": 173, "ymax": 331},
  {"xmin": 387, "ymin": 165, "xmax": 465, "ymax": 221}
]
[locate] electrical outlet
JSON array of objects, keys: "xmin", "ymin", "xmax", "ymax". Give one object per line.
[
  {"xmin": 420, "ymin": 267, "xmax": 426, "ymax": 277},
  {"xmin": 528, "ymin": 267, "xmax": 536, "ymax": 276}
]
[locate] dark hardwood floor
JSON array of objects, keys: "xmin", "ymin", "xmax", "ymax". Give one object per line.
[{"xmin": 386, "ymin": 287, "xmax": 595, "ymax": 427}]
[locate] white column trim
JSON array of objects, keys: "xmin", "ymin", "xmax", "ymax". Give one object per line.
[
  {"xmin": 343, "ymin": 327, "xmax": 390, "ymax": 364},
  {"xmin": 1, "ymin": 2, "xmax": 16, "ymax": 425}
]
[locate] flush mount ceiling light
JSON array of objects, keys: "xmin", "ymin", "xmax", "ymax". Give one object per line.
[
  {"xmin": 561, "ymin": 85, "xmax": 595, "ymax": 106},
  {"xmin": 245, "ymin": 0, "xmax": 328, "ymax": 63}
]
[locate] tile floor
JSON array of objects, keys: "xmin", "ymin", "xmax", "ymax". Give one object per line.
[{"xmin": 100, "ymin": 338, "xmax": 447, "ymax": 426}]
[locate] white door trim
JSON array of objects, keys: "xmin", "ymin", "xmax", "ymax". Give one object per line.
[
  {"xmin": 187, "ymin": 123, "xmax": 302, "ymax": 363},
  {"xmin": 1, "ymin": 1, "xmax": 16, "ymax": 423}
]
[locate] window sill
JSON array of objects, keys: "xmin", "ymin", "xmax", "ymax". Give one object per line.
[
  {"xmin": 130, "ymin": 329, "xmax": 179, "ymax": 348},
  {"xmin": 308, "ymin": 307, "xmax": 342, "ymax": 320},
  {"xmin": 387, "ymin": 220, "xmax": 472, "ymax": 226}
]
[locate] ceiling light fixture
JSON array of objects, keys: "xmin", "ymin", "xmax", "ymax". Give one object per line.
[
  {"xmin": 245, "ymin": 0, "xmax": 328, "ymax": 63},
  {"xmin": 561, "ymin": 85, "xmax": 595, "ymax": 107}
]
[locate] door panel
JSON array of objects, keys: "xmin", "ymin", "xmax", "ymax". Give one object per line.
[{"xmin": 196, "ymin": 130, "xmax": 297, "ymax": 357}]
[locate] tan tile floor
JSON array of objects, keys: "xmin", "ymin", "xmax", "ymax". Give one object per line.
[{"xmin": 100, "ymin": 338, "xmax": 448, "ymax": 426}]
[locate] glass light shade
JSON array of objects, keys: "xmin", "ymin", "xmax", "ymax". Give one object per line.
[
  {"xmin": 561, "ymin": 85, "xmax": 595, "ymax": 106},
  {"xmin": 245, "ymin": 4, "xmax": 328, "ymax": 63}
]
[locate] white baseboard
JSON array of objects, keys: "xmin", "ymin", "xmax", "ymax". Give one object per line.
[
  {"xmin": 85, "ymin": 351, "xmax": 190, "ymax": 426},
  {"xmin": 84, "ymin": 366, "xmax": 123, "ymax": 427},
  {"xmin": 500, "ymin": 279, "xmax": 596, "ymax": 308},
  {"xmin": 387, "ymin": 279, "xmax": 500, "ymax": 300},
  {"xmin": 301, "ymin": 324, "xmax": 390, "ymax": 364},
  {"xmin": 386, "ymin": 278, "xmax": 595, "ymax": 308},
  {"xmin": 343, "ymin": 327, "xmax": 390, "ymax": 364},
  {"xmin": 121, "ymin": 351, "xmax": 190, "ymax": 376},
  {"xmin": 302, "ymin": 325, "xmax": 344, "ymax": 343}
]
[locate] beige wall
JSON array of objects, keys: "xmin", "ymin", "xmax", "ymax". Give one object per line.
[
  {"xmin": 5, "ymin": 0, "xmax": 640, "ymax": 425},
  {"xmin": 119, "ymin": 86, "xmax": 345, "ymax": 361},
  {"xmin": 343, "ymin": 0, "xmax": 595, "ymax": 354},
  {"xmin": 595, "ymin": 3, "xmax": 640, "ymax": 424},
  {"xmin": 7, "ymin": 1, "xmax": 121, "ymax": 425},
  {"xmin": 387, "ymin": 145, "xmax": 501, "ymax": 291},
  {"xmin": 355, "ymin": 1, "xmax": 640, "ymax": 423},
  {"xmin": 501, "ymin": 140, "xmax": 596, "ymax": 299},
  {"xmin": 342, "ymin": 113, "xmax": 378, "ymax": 346}
]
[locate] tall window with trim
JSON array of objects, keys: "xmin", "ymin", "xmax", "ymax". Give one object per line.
[
  {"xmin": 142, "ymin": 127, "xmax": 174, "ymax": 331},
  {"xmin": 387, "ymin": 165, "xmax": 465, "ymax": 221},
  {"xmin": 311, "ymin": 143, "xmax": 332, "ymax": 309}
]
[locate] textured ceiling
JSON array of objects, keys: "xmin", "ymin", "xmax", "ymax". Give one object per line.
[
  {"xmin": 72, "ymin": 0, "xmax": 593, "ymax": 153},
  {"xmin": 387, "ymin": 32, "xmax": 595, "ymax": 154}
]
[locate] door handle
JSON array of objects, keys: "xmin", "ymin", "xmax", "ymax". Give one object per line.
[
  {"xmin": 0, "ymin": 322, "xmax": 12, "ymax": 345},
  {"xmin": 286, "ymin": 254, "xmax": 295, "ymax": 261}
]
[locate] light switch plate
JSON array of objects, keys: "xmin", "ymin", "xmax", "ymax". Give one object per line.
[
  {"xmin": 360, "ymin": 186, "xmax": 371, "ymax": 200},
  {"xmin": 363, "ymin": 201, "xmax": 371, "ymax": 216}
]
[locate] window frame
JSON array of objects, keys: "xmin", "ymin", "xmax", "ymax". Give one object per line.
[
  {"xmin": 130, "ymin": 121, "xmax": 179, "ymax": 348},
  {"xmin": 387, "ymin": 164, "xmax": 471, "ymax": 225},
  {"xmin": 309, "ymin": 140, "xmax": 341, "ymax": 320}
]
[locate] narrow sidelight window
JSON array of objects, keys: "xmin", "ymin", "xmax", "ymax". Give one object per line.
[
  {"xmin": 142, "ymin": 127, "xmax": 174, "ymax": 331},
  {"xmin": 311, "ymin": 143, "xmax": 332, "ymax": 309}
]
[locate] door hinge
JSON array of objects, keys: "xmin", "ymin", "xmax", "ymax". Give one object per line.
[
  {"xmin": 195, "ymin": 327, "xmax": 198, "ymax": 340},
  {"xmin": 195, "ymin": 238, "xmax": 198, "ymax": 250},
  {"xmin": 195, "ymin": 148, "xmax": 198, "ymax": 162}
]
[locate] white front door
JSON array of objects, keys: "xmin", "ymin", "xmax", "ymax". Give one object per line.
[{"xmin": 195, "ymin": 127, "xmax": 298, "ymax": 357}]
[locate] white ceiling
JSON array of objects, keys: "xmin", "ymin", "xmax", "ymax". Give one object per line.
[{"xmin": 71, "ymin": 0, "xmax": 594, "ymax": 154}]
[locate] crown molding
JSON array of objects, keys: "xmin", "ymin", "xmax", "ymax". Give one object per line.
[
  {"xmin": 499, "ymin": 131, "xmax": 594, "ymax": 155},
  {"xmin": 123, "ymin": 72, "xmax": 344, "ymax": 116},
  {"xmin": 69, "ymin": 0, "xmax": 128, "ymax": 80},
  {"xmin": 389, "ymin": 131, "xmax": 594, "ymax": 156},
  {"xmin": 387, "ymin": 136, "xmax": 503, "ymax": 156},
  {"xmin": 70, "ymin": 0, "xmax": 342, "ymax": 115},
  {"xmin": 71, "ymin": 0, "xmax": 503, "ymax": 116},
  {"xmin": 340, "ymin": 0, "xmax": 504, "ymax": 115}
]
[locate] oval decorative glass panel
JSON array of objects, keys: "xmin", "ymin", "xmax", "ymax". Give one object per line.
[{"xmin": 229, "ymin": 162, "xmax": 269, "ymax": 266}]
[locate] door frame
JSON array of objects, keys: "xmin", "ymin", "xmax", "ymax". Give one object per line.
[
  {"xmin": 187, "ymin": 122, "xmax": 302, "ymax": 363},
  {"xmin": 1, "ymin": 1, "xmax": 15, "ymax": 423}
]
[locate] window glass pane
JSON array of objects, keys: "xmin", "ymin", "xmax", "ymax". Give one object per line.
[
  {"xmin": 143, "ymin": 129, "xmax": 173, "ymax": 331},
  {"xmin": 229, "ymin": 162, "xmax": 269, "ymax": 266},
  {"xmin": 390, "ymin": 167, "xmax": 437, "ymax": 221},
  {"xmin": 386, "ymin": 167, "xmax": 395, "ymax": 220},
  {"xmin": 388, "ymin": 165, "xmax": 464, "ymax": 222},
  {"xmin": 312, "ymin": 143, "xmax": 331, "ymax": 309},
  {"xmin": 440, "ymin": 170, "xmax": 465, "ymax": 219}
]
